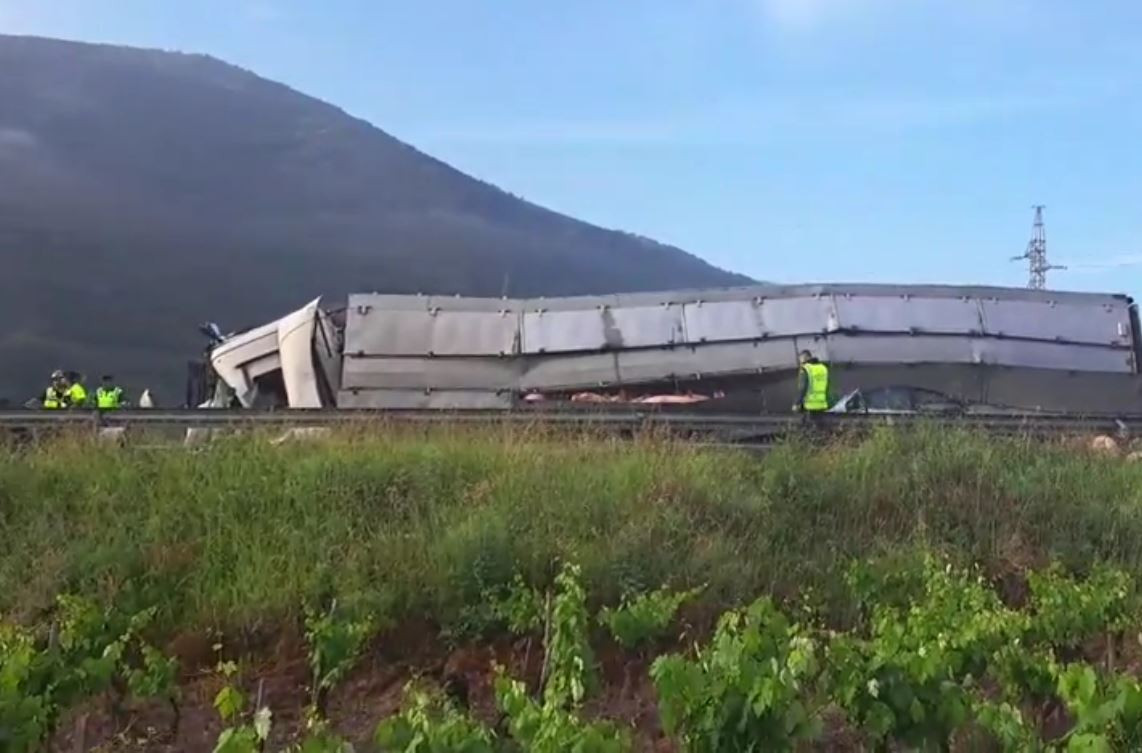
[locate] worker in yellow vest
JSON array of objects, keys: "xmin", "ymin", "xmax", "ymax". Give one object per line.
[
  {"xmin": 96, "ymin": 375, "xmax": 124, "ymax": 410},
  {"xmin": 43, "ymin": 370, "xmax": 69, "ymax": 409},
  {"xmin": 65, "ymin": 371, "xmax": 88, "ymax": 409},
  {"xmin": 795, "ymin": 350, "xmax": 832, "ymax": 415}
]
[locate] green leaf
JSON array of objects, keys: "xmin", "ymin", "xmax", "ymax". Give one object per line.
[
  {"xmin": 1067, "ymin": 732, "xmax": 1113, "ymax": 753},
  {"xmin": 598, "ymin": 585, "xmax": 703, "ymax": 650},
  {"xmin": 127, "ymin": 644, "xmax": 179, "ymax": 700},
  {"xmin": 865, "ymin": 702, "xmax": 895, "ymax": 739},
  {"xmin": 651, "ymin": 597, "xmax": 821, "ymax": 750},
  {"xmin": 253, "ymin": 706, "xmax": 273, "ymax": 741},
  {"xmin": 304, "ymin": 603, "xmax": 376, "ymax": 699},
  {"xmin": 212, "ymin": 726, "xmax": 261, "ymax": 753},
  {"xmin": 375, "ymin": 686, "xmax": 499, "ymax": 752},
  {"xmin": 214, "ymin": 685, "xmax": 245, "ymax": 723}
]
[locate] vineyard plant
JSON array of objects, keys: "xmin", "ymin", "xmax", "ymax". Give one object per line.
[
  {"xmin": 5, "ymin": 427, "xmax": 1142, "ymax": 750},
  {"xmin": 4, "ymin": 555, "xmax": 1142, "ymax": 750}
]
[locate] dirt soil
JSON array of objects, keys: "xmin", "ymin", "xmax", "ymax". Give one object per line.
[
  {"xmin": 47, "ymin": 605, "xmax": 1114, "ymax": 752},
  {"xmin": 47, "ymin": 618, "xmax": 688, "ymax": 753}
]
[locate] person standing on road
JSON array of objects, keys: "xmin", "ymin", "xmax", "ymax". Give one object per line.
[
  {"xmin": 794, "ymin": 350, "xmax": 832, "ymax": 417},
  {"xmin": 96, "ymin": 375, "xmax": 125, "ymax": 410},
  {"xmin": 65, "ymin": 371, "xmax": 88, "ymax": 409},
  {"xmin": 43, "ymin": 370, "xmax": 70, "ymax": 409}
]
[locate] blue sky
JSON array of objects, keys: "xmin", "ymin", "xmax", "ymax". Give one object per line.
[{"xmin": 2, "ymin": 0, "xmax": 1141, "ymax": 292}]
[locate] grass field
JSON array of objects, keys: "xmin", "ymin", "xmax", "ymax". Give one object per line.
[
  {"xmin": 2, "ymin": 425, "xmax": 1141, "ymax": 633},
  {"xmin": 7, "ymin": 426, "xmax": 1142, "ymax": 751}
]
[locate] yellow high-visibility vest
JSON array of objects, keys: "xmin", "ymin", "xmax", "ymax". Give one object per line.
[
  {"xmin": 801, "ymin": 362, "xmax": 830, "ymax": 412},
  {"xmin": 66, "ymin": 383, "xmax": 87, "ymax": 408},
  {"xmin": 43, "ymin": 387, "xmax": 65, "ymax": 409},
  {"xmin": 96, "ymin": 386, "xmax": 123, "ymax": 409}
]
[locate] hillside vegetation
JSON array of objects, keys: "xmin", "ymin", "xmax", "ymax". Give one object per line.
[
  {"xmin": 4, "ymin": 426, "xmax": 1142, "ymax": 627},
  {"xmin": 3, "ymin": 427, "xmax": 1142, "ymax": 750},
  {"xmin": 0, "ymin": 34, "xmax": 748, "ymax": 402}
]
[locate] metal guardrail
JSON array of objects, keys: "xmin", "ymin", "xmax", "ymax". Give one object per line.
[{"xmin": 0, "ymin": 408, "xmax": 1138, "ymax": 440}]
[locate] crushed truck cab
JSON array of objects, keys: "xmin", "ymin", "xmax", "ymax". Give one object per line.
[{"xmin": 203, "ymin": 298, "xmax": 341, "ymax": 408}]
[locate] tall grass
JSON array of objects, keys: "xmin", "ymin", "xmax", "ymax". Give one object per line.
[{"xmin": 1, "ymin": 425, "xmax": 1141, "ymax": 631}]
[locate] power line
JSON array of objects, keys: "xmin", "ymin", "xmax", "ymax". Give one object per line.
[{"xmin": 1010, "ymin": 205, "xmax": 1065, "ymax": 289}]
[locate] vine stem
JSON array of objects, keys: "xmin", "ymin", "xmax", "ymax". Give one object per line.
[
  {"xmin": 539, "ymin": 589, "xmax": 553, "ymax": 694},
  {"xmin": 255, "ymin": 678, "xmax": 266, "ymax": 753},
  {"xmin": 72, "ymin": 713, "xmax": 87, "ymax": 753}
]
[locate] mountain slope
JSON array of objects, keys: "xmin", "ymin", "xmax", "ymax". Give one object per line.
[{"xmin": 0, "ymin": 34, "xmax": 748, "ymax": 403}]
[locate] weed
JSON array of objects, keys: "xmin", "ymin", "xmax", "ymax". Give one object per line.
[
  {"xmin": 5, "ymin": 426, "xmax": 1142, "ymax": 632},
  {"xmin": 598, "ymin": 585, "xmax": 702, "ymax": 650}
]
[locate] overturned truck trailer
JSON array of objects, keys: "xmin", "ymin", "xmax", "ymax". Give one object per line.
[{"xmin": 203, "ymin": 283, "xmax": 1142, "ymax": 414}]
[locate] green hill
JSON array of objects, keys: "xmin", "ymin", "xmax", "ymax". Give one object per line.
[{"xmin": 0, "ymin": 34, "xmax": 748, "ymax": 403}]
